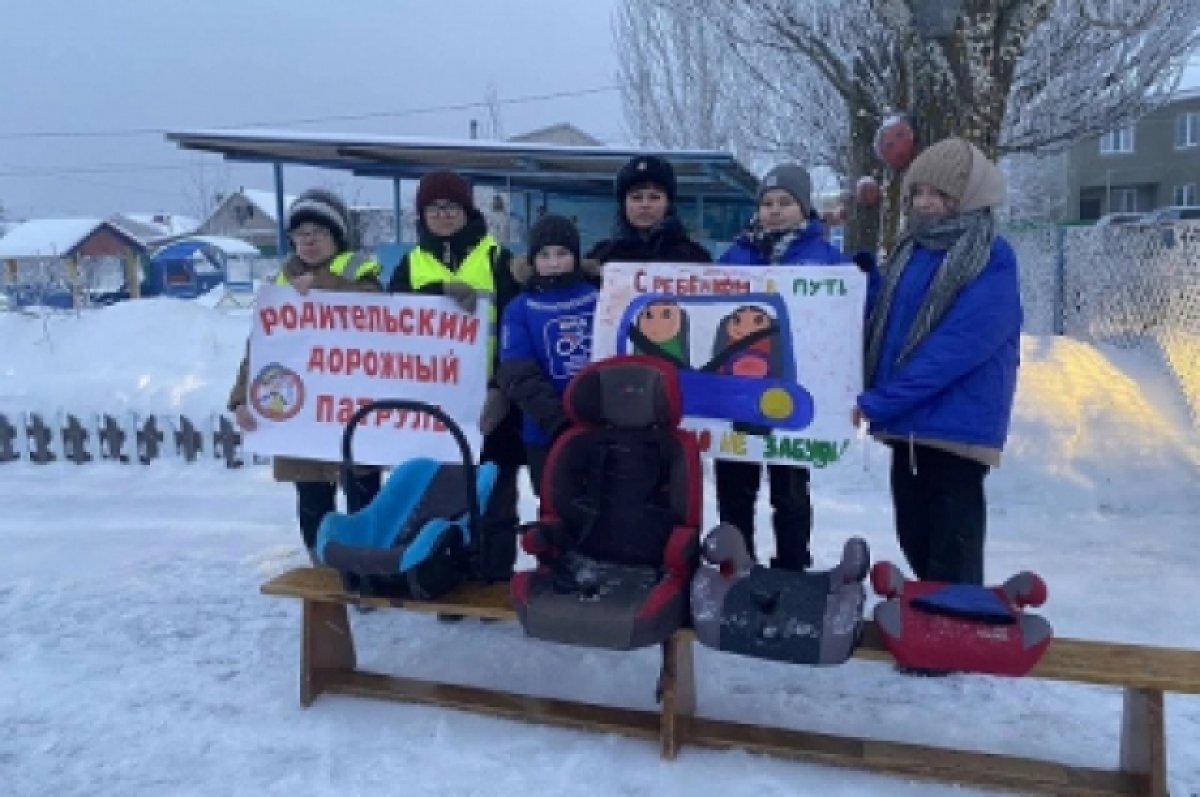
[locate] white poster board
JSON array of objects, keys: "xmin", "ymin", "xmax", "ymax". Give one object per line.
[
  {"xmin": 242, "ymin": 286, "xmax": 488, "ymax": 467},
  {"xmin": 593, "ymin": 262, "xmax": 865, "ymax": 471}
]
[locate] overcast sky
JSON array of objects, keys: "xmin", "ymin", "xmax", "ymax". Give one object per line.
[
  {"xmin": 2, "ymin": 3, "xmax": 1198, "ymax": 222},
  {"xmin": 0, "ymin": 0, "xmax": 624, "ymax": 219}
]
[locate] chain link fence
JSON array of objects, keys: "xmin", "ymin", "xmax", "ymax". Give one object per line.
[{"xmin": 1007, "ymin": 223, "xmax": 1200, "ymax": 430}]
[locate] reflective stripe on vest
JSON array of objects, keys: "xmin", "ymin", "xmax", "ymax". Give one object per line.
[
  {"xmin": 274, "ymin": 252, "xmax": 381, "ymax": 286},
  {"xmin": 407, "ymin": 236, "xmax": 500, "ymax": 368}
]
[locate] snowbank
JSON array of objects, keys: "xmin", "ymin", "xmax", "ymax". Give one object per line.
[
  {"xmin": 0, "ymin": 300, "xmax": 248, "ymax": 416},
  {"xmin": 993, "ymin": 336, "xmax": 1200, "ymax": 513}
]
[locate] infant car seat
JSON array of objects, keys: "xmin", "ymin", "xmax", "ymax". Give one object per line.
[{"xmin": 316, "ymin": 399, "xmax": 497, "ymax": 600}]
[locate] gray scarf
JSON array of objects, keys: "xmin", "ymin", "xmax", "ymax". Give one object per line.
[
  {"xmin": 748, "ymin": 222, "xmax": 802, "ymax": 264},
  {"xmin": 863, "ymin": 208, "xmax": 996, "ymax": 384}
]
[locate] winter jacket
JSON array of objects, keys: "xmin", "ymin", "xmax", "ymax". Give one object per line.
[
  {"xmin": 720, "ymin": 217, "xmax": 883, "ymax": 310},
  {"xmin": 718, "ymin": 217, "xmax": 845, "ymax": 266},
  {"xmin": 586, "ymin": 214, "xmax": 712, "ymax": 270},
  {"xmin": 227, "ymin": 253, "xmax": 382, "ymax": 484},
  {"xmin": 387, "ymin": 211, "xmax": 519, "ymax": 377},
  {"xmin": 388, "ymin": 210, "xmax": 524, "ymax": 468},
  {"xmin": 497, "ymin": 270, "xmax": 599, "ymax": 446},
  {"xmin": 858, "ymin": 236, "xmax": 1022, "ymax": 455}
]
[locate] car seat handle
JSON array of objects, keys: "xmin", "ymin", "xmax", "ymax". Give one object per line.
[{"xmin": 339, "ymin": 399, "xmax": 480, "ymax": 542}]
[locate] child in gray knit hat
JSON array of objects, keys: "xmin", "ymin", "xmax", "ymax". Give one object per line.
[
  {"xmin": 855, "ymin": 137, "xmax": 1020, "ymax": 589},
  {"xmin": 715, "ymin": 163, "xmax": 846, "ymax": 572}
]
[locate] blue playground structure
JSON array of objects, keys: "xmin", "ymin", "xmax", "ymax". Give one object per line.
[{"xmin": 143, "ymin": 236, "xmax": 261, "ymax": 298}]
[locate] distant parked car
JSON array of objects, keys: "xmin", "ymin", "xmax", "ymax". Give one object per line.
[
  {"xmin": 1142, "ymin": 206, "xmax": 1200, "ymax": 247},
  {"xmin": 1144, "ymin": 206, "xmax": 1200, "ymax": 224},
  {"xmin": 1094, "ymin": 212, "xmax": 1146, "ymax": 227}
]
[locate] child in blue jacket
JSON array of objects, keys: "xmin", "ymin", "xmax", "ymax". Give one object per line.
[
  {"xmin": 855, "ymin": 138, "xmax": 1021, "ymax": 586},
  {"xmin": 716, "ymin": 164, "xmax": 846, "ymax": 571},
  {"xmin": 496, "ymin": 215, "xmax": 598, "ymax": 495}
]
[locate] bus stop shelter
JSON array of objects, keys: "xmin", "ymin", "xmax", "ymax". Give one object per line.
[{"xmin": 165, "ymin": 129, "xmax": 758, "ymax": 254}]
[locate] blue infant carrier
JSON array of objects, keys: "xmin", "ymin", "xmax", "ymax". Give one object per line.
[{"xmin": 315, "ymin": 399, "xmax": 497, "ymax": 600}]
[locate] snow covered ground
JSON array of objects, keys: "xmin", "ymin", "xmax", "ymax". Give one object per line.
[{"xmin": 1, "ymin": 300, "xmax": 1198, "ymax": 797}]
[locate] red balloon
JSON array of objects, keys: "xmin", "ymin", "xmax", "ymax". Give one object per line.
[
  {"xmin": 856, "ymin": 176, "xmax": 882, "ymax": 207},
  {"xmin": 875, "ymin": 115, "xmax": 917, "ymax": 170}
]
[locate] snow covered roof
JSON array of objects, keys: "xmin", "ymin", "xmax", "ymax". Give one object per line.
[
  {"xmin": 0, "ymin": 218, "xmax": 107, "ymax": 259},
  {"xmin": 152, "ymin": 235, "xmax": 261, "ymax": 257},
  {"xmin": 1170, "ymin": 86, "xmax": 1200, "ymax": 103},
  {"xmin": 507, "ymin": 123, "xmax": 604, "ymax": 147},
  {"xmin": 120, "ymin": 212, "xmax": 200, "ymax": 238},
  {"xmin": 238, "ymin": 189, "xmax": 298, "ymax": 222}
]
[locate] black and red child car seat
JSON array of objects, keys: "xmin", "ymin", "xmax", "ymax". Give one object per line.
[{"xmin": 511, "ymin": 355, "xmax": 702, "ymax": 650}]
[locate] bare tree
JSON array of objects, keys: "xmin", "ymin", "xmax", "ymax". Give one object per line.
[
  {"xmin": 484, "ymin": 83, "xmax": 506, "ymax": 140},
  {"xmin": 615, "ymin": 0, "xmax": 741, "ymax": 150},
  {"xmin": 615, "ymin": 0, "xmax": 1200, "ymax": 248},
  {"xmin": 183, "ymin": 157, "xmax": 231, "ymax": 222},
  {"xmin": 717, "ymin": 0, "xmax": 904, "ymax": 249},
  {"xmin": 709, "ymin": 0, "xmax": 1060, "ymax": 247},
  {"xmin": 1004, "ymin": 0, "xmax": 1200, "ymax": 153},
  {"xmin": 1001, "ymin": 151, "xmax": 1069, "ymax": 223}
]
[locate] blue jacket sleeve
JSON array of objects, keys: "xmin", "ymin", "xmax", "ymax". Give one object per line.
[
  {"xmin": 858, "ymin": 241, "xmax": 1022, "ymax": 423},
  {"xmin": 499, "ymin": 298, "xmax": 536, "ymax": 364},
  {"xmin": 821, "ymin": 241, "xmax": 849, "ymax": 265}
]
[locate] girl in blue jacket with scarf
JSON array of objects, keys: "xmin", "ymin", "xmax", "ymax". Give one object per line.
[
  {"xmin": 855, "ymin": 138, "xmax": 1022, "ymax": 586},
  {"xmin": 716, "ymin": 164, "xmax": 846, "ymax": 571},
  {"xmin": 496, "ymin": 214, "xmax": 599, "ymax": 495}
]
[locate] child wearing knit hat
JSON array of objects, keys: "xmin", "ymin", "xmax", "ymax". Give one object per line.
[
  {"xmin": 496, "ymin": 214, "xmax": 599, "ymax": 494},
  {"xmin": 855, "ymin": 137, "xmax": 1021, "ymax": 587},
  {"xmin": 715, "ymin": 163, "xmax": 847, "ymax": 572}
]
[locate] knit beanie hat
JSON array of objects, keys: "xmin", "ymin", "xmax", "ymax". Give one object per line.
[
  {"xmin": 903, "ymin": 137, "xmax": 1006, "ymax": 212},
  {"xmin": 615, "ymin": 155, "xmax": 677, "ymax": 204},
  {"xmin": 416, "ymin": 169, "xmax": 475, "ymax": 214},
  {"xmin": 758, "ymin": 164, "xmax": 813, "ymax": 214},
  {"xmin": 288, "ymin": 188, "xmax": 352, "ymax": 250},
  {"xmin": 528, "ymin": 213, "xmax": 581, "ymax": 265}
]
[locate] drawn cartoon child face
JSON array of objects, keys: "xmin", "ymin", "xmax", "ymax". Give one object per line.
[
  {"xmin": 260, "ymin": 369, "xmax": 288, "ymax": 394},
  {"xmin": 637, "ymin": 301, "xmax": 683, "ymax": 343},
  {"xmin": 726, "ymin": 307, "xmax": 770, "ymax": 341}
]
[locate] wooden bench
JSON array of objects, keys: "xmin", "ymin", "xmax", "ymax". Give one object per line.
[{"xmin": 262, "ymin": 567, "xmax": 1200, "ymax": 797}]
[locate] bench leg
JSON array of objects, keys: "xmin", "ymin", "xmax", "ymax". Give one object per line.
[
  {"xmin": 300, "ymin": 599, "xmax": 357, "ymax": 707},
  {"xmin": 659, "ymin": 633, "xmax": 696, "ymax": 760},
  {"xmin": 1119, "ymin": 687, "xmax": 1167, "ymax": 797}
]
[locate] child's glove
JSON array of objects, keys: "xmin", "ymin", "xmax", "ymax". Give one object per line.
[
  {"xmin": 479, "ymin": 388, "xmax": 511, "ymax": 436},
  {"xmin": 289, "ymin": 273, "xmax": 315, "ymax": 295},
  {"xmin": 851, "ymin": 251, "xmax": 877, "ymax": 274},
  {"xmin": 233, "ymin": 404, "xmax": 257, "ymax": 432},
  {"xmin": 442, "ymin": 280, "xmax": 478, "ymax": 313}
]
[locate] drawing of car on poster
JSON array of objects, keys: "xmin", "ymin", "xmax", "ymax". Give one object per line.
[{"xmin": 615, "ymin": 293, "xmax": 815, "ymax": 434}]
